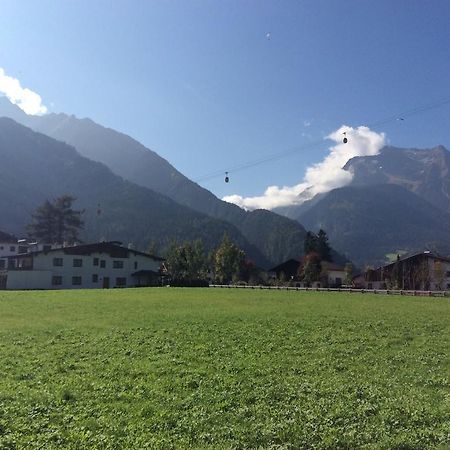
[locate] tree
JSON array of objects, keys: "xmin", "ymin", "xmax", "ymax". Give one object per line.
[
  {"xmin": 301, "ymin": 252, "xmax": 321, "ymax": 286},
  {"xmin": 344, "ymin": 263, "xmax": 353, "ymax": 286},
  {"xmin": 213, "ymin": 234, "xmax": 245, "ymax": 284},
  {"xmin": 28, "ymin": 195, "xmax": 84, "ymax": 244},
  {"xmin": 165, "ymin": 240, "xmax": 208, "ymax": 282},
  {"xmin": 304, "ymin": 229, "xmax": 332, "ymax": 262},
  {"xmin": 304, "ymin": 231, "xmax": 318, "ymax": 255},
  {"xmin": 317, "ymin": 229, "xmax": 332, "ymax": 262}
]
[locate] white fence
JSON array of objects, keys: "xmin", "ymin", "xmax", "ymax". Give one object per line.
[{"xmin": 208, "ymin": 284, "xmax": 450, "ymax": 297}]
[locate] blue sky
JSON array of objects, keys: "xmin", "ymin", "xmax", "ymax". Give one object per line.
[{"xmin": 1, "ymin": 0, "xmax": 450, "ymax": 205}]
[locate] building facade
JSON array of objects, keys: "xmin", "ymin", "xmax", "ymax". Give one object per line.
[
  {"xmin": 1, "ymin": 241, "xmax": 164, "ymax": 290},
  {"xmin": 353, "ymin": 251, "xmax": 450, "ymax": 291}
]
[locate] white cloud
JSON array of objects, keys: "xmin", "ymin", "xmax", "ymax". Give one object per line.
[
  {"xmin": 0, "ymin": 68, "xmax": 47, "ymax": 115},
  {"xmin": 223, "ymin": 125, "xmax": 386, "ymax": 210}
]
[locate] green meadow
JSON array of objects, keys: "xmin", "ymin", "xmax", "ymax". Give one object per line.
[{"xmin": 0, "ymin": 288, "xmax": 448, "ymax": 449}]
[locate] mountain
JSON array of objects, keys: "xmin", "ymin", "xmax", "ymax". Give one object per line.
[
  {"xmin": 272, "ymin": 145, "xmax": 450, "ymax": 266},
  {"xmin": 0, "ymin": 118, "xmax": 271, "ymax": 264},
  {"xmin": 296, "ymin": 184, "xmax": 450, "ymax": 268},
  {"xmin": 0, "ymin": 97, "xmax": 308, "ymax": 265},
  {"xmin": 344, "ymin": 145, "xmax": 450, "ymax": 212}
]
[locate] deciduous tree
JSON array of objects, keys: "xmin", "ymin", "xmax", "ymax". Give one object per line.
[
  {"xmin": 165, "ymin": 239, "xmax": 208, "ymax": 282},
  {"xmin": 213, "ymin": 234, "xmax": 245, "ymax": 284}
]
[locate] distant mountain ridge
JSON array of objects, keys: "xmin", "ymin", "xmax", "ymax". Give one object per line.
[
  {"xmin": 296, "ymin": 183, "xmax": 450, "ymax": 268},
  {"xmin": 0, "ymin": 97, "xmax": 312, "ymax": 266},
  {"xmin": 0, "ymin": 118, "xmax": 271, "ymax": 264},
  {"xmin": 274, "ymin": 144, "xmax": 450, "ymax": 267},
  {"xmin": 344, "ymin": 145, "xmax": 450, "ymax": 212}
]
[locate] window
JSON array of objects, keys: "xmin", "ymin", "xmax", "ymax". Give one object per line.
[
  {"xmin": 53, "ymin": 257, "xmax": 63, "ymax": 267},
  {"xmin": 92, "ymin": 274, "xmax": 98, "ymax": 283},
  {"xmin": 52, "ymin": 276, "xmax": 62, "ymax": 286},
  {"xmin": 113, "ymin": 260, "xmax": 124, "ymax": 269},
  {"xmin": 100, "ymin": 260, "xmax": 106, "ymax": 268},
  {"xmin": 116, "ymin": 277, "xmax": 126, "ymax": 287},
  {"xmin": 72, "ymin": 276, "xmax": 82, "ymax": 286},
  {"xmin": 134, "ymin": 261, "xmax": 138, "ymax": 270},
  {"xmin": 73, "ymin": 258, "xmax": 83, "ymax": 267},
  {"xmin": 43, "ymin": 245, "xmax": 51, "ymax": 252},
  {"xmin": 9, "ymin": 246, "xmax": 15, "ymax": 252},
  {"xmin": 18, "ymin": 246, "xmax": 28, "ymax": 254},
  {"xmin": 93, "ymin": 257, "xmax": 99, "ymax": 266},
  {"xmin": 0, "ymin": 259, "xmax": 5, "ymax": 269}
]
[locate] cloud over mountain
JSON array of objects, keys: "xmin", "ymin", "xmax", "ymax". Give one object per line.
[
  {"xmin": 0, "ymin": 68, "xmax": 47, "ymax": 115},
  {"xmin": 223, "ymin": 125, "xmax": 386, "ymax": 210}
]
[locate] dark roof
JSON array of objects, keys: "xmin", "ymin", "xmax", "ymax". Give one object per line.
[
  {"xmin": 0, "ymin": 231, "xmax": 18, "ymax": 243},
  {"xmin": 8, "ymin": 241, "xmax": 165, "ymax": 261},
  {"xmin": 268, "ymin": 259, "xmax": 301, "ymax": 273},
  {"xmin": 380, "ymin": 251, "xmax": 450, "ymax": 270}
]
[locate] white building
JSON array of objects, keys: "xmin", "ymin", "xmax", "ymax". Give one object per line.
[
  {"xmin": 1, "ymin": 241, "xmax": 164, "ymax": 290},
  {"xmin": 0, "ymin": 233, "xmax": 29, "ymax": 270}
]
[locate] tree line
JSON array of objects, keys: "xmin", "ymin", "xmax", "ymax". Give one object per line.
[
  {"xmin": 26, "ymin": 195, "xmax": 348, "ymax": 286},
  {"xmin": 164, "ymin": 234, "xmax": 264, "ymax": 286}
]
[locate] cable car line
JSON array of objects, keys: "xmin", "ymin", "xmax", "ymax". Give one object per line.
[{"xmin": 194, "ymin": 95, "xmax": 450, "ymax": 184}]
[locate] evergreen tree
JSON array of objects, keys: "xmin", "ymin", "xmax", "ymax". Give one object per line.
[
  {"xmin": 317, "ymin": 229, "xmax": 332, "ymax": 262},
  {"xmin": 303, "ymin": 231, "xmax": 318, "ymax": 255},
  {"xmin": 28, "ymin": 195, "xmax": 84, "ymax": 244}
]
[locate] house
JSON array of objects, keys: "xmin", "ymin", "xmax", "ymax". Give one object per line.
[
  {"xmin": 268, "ymin": 258, "xmax": 346, "ymax": 287},
  {"xmin": 353, "ymin": 251, "xmax": 450, "ymax": 291},
  {"xmin": 321, "ymin": 261, "xmax": 347, "ymax": 287},
  {"xmin": 0, "ymin": 232, "xmax": 29, "ymax": 270},
  {"xmin": 1, "ymin": 241, "xmax": 164, "ymax": 290},
  {"xmin": 268, "ymin": 259, "xmax": 301, "ymax": 281}
]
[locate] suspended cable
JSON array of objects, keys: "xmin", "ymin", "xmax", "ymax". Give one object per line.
[{"xmin": 194, "ymin": 95, "xmax": 450, "ymax": 183}]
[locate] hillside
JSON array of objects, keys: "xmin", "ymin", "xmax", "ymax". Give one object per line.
[
  {"xmin": 296, "ymin": 184, "xmax": 450, "ymax": 268},
  {"xmin": 0, "ymin": 98, "xmax": 309, "ymax": 265},
  {"xmin": 0, "ymin": 118, "xmax": 270, "ymax": 264},
  {"xmin": 344, "ymin": 145, "xmax": 450, "ymax": 212}
]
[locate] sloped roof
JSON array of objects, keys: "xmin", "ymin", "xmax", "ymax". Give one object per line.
[
  {"xmin": 268, "ymin": 259, "xmax": 300, "ymax": 273},
  {"xmin": 380, "ymin": 251, "xmax": 450, "ymax": 270},
  {"xmin": 9, "ymin": 241, "xmax": 165, "ymax": 261}
]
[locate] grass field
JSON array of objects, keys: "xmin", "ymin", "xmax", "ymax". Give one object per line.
[{"xmin": 0, "ymin": 288, "xmax": 448, "ymax": 449}]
